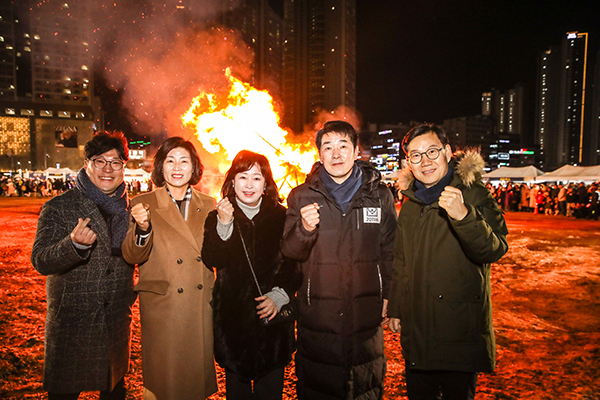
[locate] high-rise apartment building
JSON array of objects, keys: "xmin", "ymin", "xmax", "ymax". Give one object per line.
[
  {"xmin": 0, "ymin": 1, "xmax": 100, "ymax": 171},
  {"xmin": 220, "ymin": 0, "xmax": 283, "ymax": 101},
  {"xmin": 589, "ymin": 50, "xmax": 600, "ymax": 165},
  {"xmin": 282, "ymin": 0, "xmax": 356, "ymax": 134},
  {"xmin": 482, "ymin": 84, "xmax": 527, "ymax": 137},
  {"xmin": 0, "ymin": 2, "xmax": 18, "ymax": 101},
  {"xmin": 442, "ymin": 115, "xmax": 494, "ymax": 153},
  {"xmin": 535, "ymin": 31, "xmax": 589, "ymax": 170},
  {"xmin": 535, "ymin": 46, "xmax": 561, "ymax": 170}
]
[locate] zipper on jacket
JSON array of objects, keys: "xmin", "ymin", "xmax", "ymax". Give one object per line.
[
  {"xmin": 377, "ymin": 264, "xmax": 383, "ymax": 302},
  {"xmin": 356, "ymin": 208, "xmax": 360, "ymax": 230},
  {"xmin": 307, "ymin": 277, "xmax": 311, "ymax": 306}
]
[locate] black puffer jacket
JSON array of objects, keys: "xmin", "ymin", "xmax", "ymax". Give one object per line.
[
  {"xmin": 282, "ymin": 161, "xmax": 397, "ymax": 399},
  {"xmin": 202, "ymin": 197, "xmax": 301, "ymax": 381}
]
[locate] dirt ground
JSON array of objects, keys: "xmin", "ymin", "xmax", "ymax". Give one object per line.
[{"xmin": 1, "ymin": 197, "xmax": 599, "ymax": 399}]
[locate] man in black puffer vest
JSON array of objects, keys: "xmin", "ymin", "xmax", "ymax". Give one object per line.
[{"xmin": 282, "ymin": 120, "xmax": 397, "ymax": 399}]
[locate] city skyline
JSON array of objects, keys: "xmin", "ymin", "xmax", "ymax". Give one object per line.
[
  {"xmin": 102, "ymin": 1, "xmax": 600, "ymax": 134},
  {"xmin": 355, "ymin": 1, "xmax": 599, "ymax": 125},
  {"xmin": 2, "ymin": 1, "xmax": 600, "ymax": 171}
]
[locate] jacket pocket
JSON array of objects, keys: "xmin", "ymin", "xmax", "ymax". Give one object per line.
[
  {"xmin": 429, "ymin": 284, "xmax": 484, "ymax": 343},
  {"xmin": 135, "ymin": 280, "xmax": 169, "ymax": 295}
]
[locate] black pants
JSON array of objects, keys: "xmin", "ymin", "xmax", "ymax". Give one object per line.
[
  {"xmin": 405, "ymin": 365, "xmax": 478, "ymax": 400},
  {"xmin": 48, "ymin": 378, "xmax": 126, "ymax": 400},
  {"xmin": 225, "ymin": 367, "xmax": 284, "ymax": 400}
]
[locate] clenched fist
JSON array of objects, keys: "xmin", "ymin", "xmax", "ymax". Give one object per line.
[
  {"xmin": 438, "ymin": 186, "xmax": 468, "ymax": 221},
  {"xmin": 216, "ymin": 197, "xmax": 235, "ymax": 225},
  {"xmin": 300, "ymin": 203, "xmax": 320, "ymax": 232},
  {"xmin": 70, "ymin": 217, "xmax": 97, "ymax": 246},
  {"xmin": 131, "ymin": 203, "xmax": 151, "ymax": 231}
]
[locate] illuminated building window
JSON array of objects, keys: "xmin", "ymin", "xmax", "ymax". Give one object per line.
[
  {"xmin": 40, "ymin": 110, "xmax": 53, "ymax": 117},
  {"xmin": 0, "ymin": 116, "xmax": 31, "ymax": 155},
  {"xmin": 59, "ymin": 111, "xmax": 71, "ymax": 118},
  {"xmin": 20, "ymin": 109, "xmax": 34, "ymax": 116},
  {"xmin": 5, "ymin": 108, "xmax": 16, "ymax": 115}
]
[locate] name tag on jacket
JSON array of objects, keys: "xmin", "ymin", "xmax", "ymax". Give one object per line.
[{"xmin": 363, "ymin": 207, "xmax": 381, "ymax": 224}]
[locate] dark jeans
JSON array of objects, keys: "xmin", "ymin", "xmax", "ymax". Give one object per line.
[
  {"xmin": 405, "ymin": 365, "xmax": 478, "ymax": 400},
  {"xmin": 48, "ymin": 378, "xmax": 126, "ymax": 400},
  {"xmin": 558, "ymin": 201, "xmax": 567, "ymax": 215},
  {"xmin": 225, "ymin": 367, "xmax": 285, "ymax": 400}
]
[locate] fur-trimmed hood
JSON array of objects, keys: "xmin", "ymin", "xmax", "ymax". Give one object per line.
[{"xmin": 397, "ymin": 149, "xmax": 485, "ymax": 191}]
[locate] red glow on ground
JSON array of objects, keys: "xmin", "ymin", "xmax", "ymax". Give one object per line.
[{"xmin": 0, "ymin": 198, "xmax": 599, "ymax": 399}]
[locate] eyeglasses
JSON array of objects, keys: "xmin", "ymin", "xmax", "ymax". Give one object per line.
[
  {"xmin": 407, "ymin": 147, "xmax": 444, "ymax": 164},
  {"xmin": 90, "ymin": 157, "xmax": 124, "ymax": 171}
]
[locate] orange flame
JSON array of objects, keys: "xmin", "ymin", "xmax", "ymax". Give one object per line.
[{"xmin": 182, "ymin": 68, "xmax": 318, "ymax": 199}]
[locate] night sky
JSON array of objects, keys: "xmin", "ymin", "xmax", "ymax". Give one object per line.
[
  {"xmin": 97, "ymin": 1, "xmax": 600, "ymax": 134},
  {"xmin": 355, "ymin": 0, "xmax": 600, "ymax": 125}
]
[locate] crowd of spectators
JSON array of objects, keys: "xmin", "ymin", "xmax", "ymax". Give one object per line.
[
  {"xmin": 0, "ymin": 176, "xmax": 73, "ymax": 197},
  {"xmin": 0, "ymin": 175, "xmax": 151, "ymax": 198},
  {"xmin": 3, "ymin": 174, "xmax": 598, "ymax": 221},
  {"xmin": 487, "ymin": 181, "xmax": 600, "ymax": 220}
]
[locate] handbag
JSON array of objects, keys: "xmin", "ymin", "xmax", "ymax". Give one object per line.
[{"xmin": 236, "ymin": 223, "xmax": 297, "ymax": 326}]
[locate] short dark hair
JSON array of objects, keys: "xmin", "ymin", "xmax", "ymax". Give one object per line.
[
  {"xmin": 152, "ymin": 137, "xmax": 203, "ymax": 187},
  {"xmin": 402, "ymin": 124, "xmax": 450, "ymax": 155},
  {"xmin": 221, "ymin": 150, "xmax": 282, "ymax": 204},
  {"xmin": 315, "ymin": 120, "xmax": 358, "ymax": 150},
  {"xmin": 84, "ymin": 131, "xmax": 129, "ymax": 161}
]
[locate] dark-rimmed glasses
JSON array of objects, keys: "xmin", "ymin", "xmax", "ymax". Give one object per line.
[
  {"xmin": 407, "ymin": 147, "xmax": 444, "ymax": 164},
  {"xmin": 89, "ymin": 157, "xmax": 124, "ymax": 171}
]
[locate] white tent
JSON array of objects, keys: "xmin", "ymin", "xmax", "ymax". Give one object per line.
[
  {"xmin": 124, "ymin": 168, "xmax": 151, "ymax": 182},
  {"xmin": 382, "ymin": 170, "xmax": 401, "ymax": 181},
  {"xmin": 44, "ymin": 167, "xmax": 75, "ymax": 179},
  {"xmin": 539, "ymin": 165, "xmax": 600, "ymax": 182},
  {"xmin": 482, "ymin": 166, "xmax": 544, "ymax": 181}
]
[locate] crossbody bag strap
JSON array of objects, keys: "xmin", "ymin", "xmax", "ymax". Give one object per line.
[{"xmin": 236, "ymin": 222, "xmax": 263, "ymax": 297}]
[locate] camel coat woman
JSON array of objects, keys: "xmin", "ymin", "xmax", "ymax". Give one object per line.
[{"xmin": 122, "ymin": 186, "xmax": 217, "ymax": 399}]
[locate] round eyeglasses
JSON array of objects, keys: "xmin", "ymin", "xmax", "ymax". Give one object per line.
[
  {"xmin": 90, "ymin": 157, "xmax": 125, "ymax": 171},
  {"xmin": 407, "ymin": 147, "xmax": 444, "ymax": 164}
]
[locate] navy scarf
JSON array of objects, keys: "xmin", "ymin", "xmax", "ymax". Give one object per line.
[
  {"xmin": 75, "ymin": 168, "xmax": 129, "ymax": 256},
  {"xmin": 319, "ymin": 163, "xmax": 363, "ymax": 213},
  {"xmin": 414, "ymin": 166, "xmax": 454, "ymax": 205}
]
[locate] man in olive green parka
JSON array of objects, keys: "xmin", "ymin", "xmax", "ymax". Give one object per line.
[{"xmin": 388, "ymin": 124, "xmax": 508, "ymax": 400}]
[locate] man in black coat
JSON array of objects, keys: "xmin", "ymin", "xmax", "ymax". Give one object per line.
[
  {"xmin": 31, "ymin": 132, "xmax": 136, "ymax": 400},
  {"xmin": 282, "ymin": 121, "xmax": 397, "ymax": 399}
]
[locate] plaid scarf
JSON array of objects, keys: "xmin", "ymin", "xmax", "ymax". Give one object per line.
[
  {"xmin": 75, "ymin": 168, "xmax": 129, "ymax": 256},
  {"xmin": 166, "ymin": 185, "xmax": 192, "ymax": 220}
]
